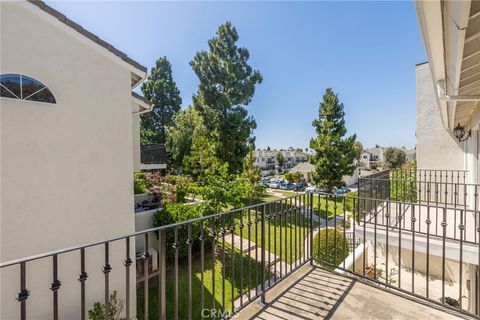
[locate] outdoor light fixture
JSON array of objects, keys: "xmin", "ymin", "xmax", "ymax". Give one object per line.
[{"xmin": 453, "ymin": 123, "xmax": 471, "ymax": 142}]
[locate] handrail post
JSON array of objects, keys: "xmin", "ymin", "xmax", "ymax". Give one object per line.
[
  {"xmin": 309, "ymin": 192, "xmax": 314, "ymax": 265},
  {"xmin": 261, "ymin": 204, "xmax": 266, "ymax": 305},
  {"xmin": 159, "ymin": 230, "xmax": 166, "ymax": 320}
]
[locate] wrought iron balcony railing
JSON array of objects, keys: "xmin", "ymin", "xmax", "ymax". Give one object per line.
[
  {"xmin": 141, "ymin": 144, "xmax": 166, "ymax": 165},
  {"xmin": 1, "ymin": 191, "xmax": 479, "ymax": 319}
]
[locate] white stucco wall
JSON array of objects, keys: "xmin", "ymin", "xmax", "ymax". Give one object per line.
[
  {"xmin": 132, "ymin": 112, "xmax": 141, "ymax": 173},
  {"xmin": 1, "ymin": 3, "xmax": 138, "ymax": 319},
  {"xmin": 416, "ymin": 63, "xmax": 464, "ymax": 171}
]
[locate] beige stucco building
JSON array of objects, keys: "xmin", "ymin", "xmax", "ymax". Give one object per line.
[
  {"xmin": 415, "ymin": 0, "xmax": 480, "ymax": 185},
  {"xmin": 0, "ymin": 1, "xmax": 151, "ymax": 319}
]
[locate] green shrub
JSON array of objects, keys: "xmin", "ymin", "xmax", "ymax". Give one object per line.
[
  {"xmin": 88, "ymin": 291, "xmax": 124, "ymax": 320},
  {"xmin": 152, "ymin": 204, "xmax": 203, "ymax": 261},
  {"xmin": 345, "ymin": 192, "xmax": 357, "ymax": 212},
  {"xmin": 313, "ymin": 228, "xmax": 350, "ymax": 270},
  {"xmin": 134, "ymin": 172, "xmax": 148, "ymax": 194}
]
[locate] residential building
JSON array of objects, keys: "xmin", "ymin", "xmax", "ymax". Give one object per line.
[
  {"xmin": 361, "ymin": 146, "xmax": 416, "ymax": 169},
  {"xmin": 0, "ymin": 1, "xmax": 151, "ymax": 318},
  {"xmin": 289, "ymin": 161, "xmax": 360, "ymax": 187},
  {"xmin": 254, "ymin": 148, "xmax": 308, "ymax": 172}
]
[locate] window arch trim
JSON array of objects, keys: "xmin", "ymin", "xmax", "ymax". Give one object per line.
[{"xmin": 0, "ymin": 74, "xmax": 56, "ymax": 104}]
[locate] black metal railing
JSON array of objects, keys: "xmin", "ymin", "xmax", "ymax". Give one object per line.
[
  {"xmin": 2, "ymin": 191, "xmax": 479, "ymax": 319},
  {"xmin": 312, "ymin": 191, "xmax": 480, "ymax": 317},
  {"xmin": 141, "ymin": 144, "xmax": 166, "ymax": 165},
  {"xmin": 0, "ymin": 194, "xmax": 313, "ymax": 320},
  {"xmin": 359, "ymin": 168, "xmax": 476, "ymax": 208}
]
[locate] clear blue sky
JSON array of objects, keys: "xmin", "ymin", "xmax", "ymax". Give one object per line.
[{"xmin": 48, "ymin": 1, "xmax": 426, "ymax": 150}]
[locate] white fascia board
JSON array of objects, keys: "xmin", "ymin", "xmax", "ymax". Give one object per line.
[
  {"xmin": 415, "ymin": 0, "xmax": 449, "ymax": 128},
  {"xmin": 444, "ymin": 0, "xmax": 471, "ymax": 129},
  {"xmin": 20, "ymin": 2, "xmax": 147, "ymax": 82},
  {"xmin": 131, "ymin": 97, "xmax": 153, "ymax": 115}
]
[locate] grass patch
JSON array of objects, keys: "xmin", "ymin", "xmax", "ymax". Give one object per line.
[
  {"xmin": 137, "ymin": 243, "xmax": 269, "ymax": 320},
  {"xmin": 312, "ymin": 195, "xmax": 346, "ymax": 220},
  {"xmin": 235, "ymin": 206, "xmax": 309, "ymax": 264}
]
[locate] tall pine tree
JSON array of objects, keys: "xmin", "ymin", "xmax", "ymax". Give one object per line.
[
  {"xmin": 141, "ymin": 56, "xmax": 182, "ymax": 145},
  {"xmin": 309, "ymin": 89, "xmax": 357, "ymax": 192},
  {"xmin": 190, "ymin": 22, "xmax": 263, "ymax": 173}
]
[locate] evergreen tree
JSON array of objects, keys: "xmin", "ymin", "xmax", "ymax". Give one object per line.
[
  {"xmin": 141, "ymin": 56, "xmax": 182, "ymax": 145},
  {"xmin": 309, "ymin": 89, "xmax": 357, "ymax": 192},
  {"xmin": 190, "ymin": 22, "xmax": 263, "ymax": 173}
]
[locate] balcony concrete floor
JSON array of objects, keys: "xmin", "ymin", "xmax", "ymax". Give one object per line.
[{"xmin": 235, "ymin": 264, "xmax": 475, "ymax": 320}]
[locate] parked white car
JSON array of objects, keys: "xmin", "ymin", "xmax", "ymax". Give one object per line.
[{"xmin": 269, "ymin": 181, "xmax": 280, "ymax": 189}]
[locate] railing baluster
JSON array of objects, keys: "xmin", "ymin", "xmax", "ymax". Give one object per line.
[
  {"xmin": 187, "ymin": 224, "xmax": 193, "ymax": 320},
  {"xmin": 284, "ymin": 199, "xmax": 288, "ymax": 275},
  {"xmin": 441, "ymin": 208, "xmax": 447, "ymax": 304},
  {"xmin": 230, "ymin": 212, "xmax": 235, "ymax": 314},
  {"xmin": 334, "ymin": 195, "xmax": 338, "ymax": 265},
  {"xmin": 373, "ymin": 196, "xmax": 377, "ymax": 280},
  {"xmin": 309, "ymin": 193, "xmax": 314, "ymax": 265},
  {"xmin": 362, "ymin": 197, "xmax": 366, "ymax": 277},
  {"xmin": 267, "ymin": 203, "xmax": 271, "ymax": 288},
  {"xmin": 319, "ymin": 194, "xmax": 322, "ymax": 262},
  {"xmin": 17, "ymin": 262, "xmax": 28, "ymax": 320},
  {"xmin": 211, "ymin": 217, "xmax": 217, "ymax": 311},
  {"xmin": 411, "ymin": 205, "xmax": 416, "ymax": 294},
  {"xmin": 238, "ymin": 211, "xmax": 244, "ymax": 307},
  {"xmin": 353, "ymin": 197, "xmax": 357, "ymax": 272},
  {"xmin": 51, "ymin": 254, "xmax": 60, "ymax": 320},
  {"xmin": 459, "ymin": 209, "xmax": 464, "ymax": 310},
  {"xmin": 293, "ymin": 196, "xmax": 298, "ymax": 269},
  {"xmin": 222, "ymin": 215, "xmax": 226, "ymax": 309},
  {"xmin": 200, "ymin": 221, "xmax": 205, "ymax": 312},
  {"xmin": 174, "ymin": 227, "xmax": 179, "ymax": 320},
  {"xmin": 385, "ymin": 198, "xmax": 390, "ymax": 285},
  {"xmin": 289, "ymin": 197, "xmax": 293, "ymax": 271},
  {"xmin": 103, "ymin": 242, "xmax": 111, "ymax": 319},
  {"xmin": 343, "ymin": 196, "xmax": 347, "ymax": 270},
  {"xmin": 254, "ymin": 207, "xmax": 258, "ymax": 296},
  {"xmin": 279, "ymin": 201, "xmax": 283, "ymax": 278},
  {"xmin": 398, "ymin": 204, "xmax": 402, "ymax": 288},
  {"xmin": 274, "ymin": 202, "xmax": 278, "ymax": 281},
  {"xmin": 143, "ymin": 233, "xmax": 150, "ymax": 320},
  {"xmin": 159, "ymin": 229, "xmax": 166, "ymax": 320},
  {"xmin": 79, "ymin": 248, "xmax": 87, "ymax": 320},
  {"xmin": 247, "ymin": 209, "xmax": 252, "ymax": 301},
  {"xmin": 125, "ymin": 237, "xmax": 132, "ymax": 320},
  {"xmin": 261, "ymin": 204, "xmax": 266, "ymax": 304},
  {"xmin": 426, "ymin": 206, "xmax": 431, "ymax": 299}
]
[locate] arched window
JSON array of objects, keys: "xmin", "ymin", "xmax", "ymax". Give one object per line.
[{"xmin": 0, "ymin": 74, "xmax": 56, "ymax": 104}]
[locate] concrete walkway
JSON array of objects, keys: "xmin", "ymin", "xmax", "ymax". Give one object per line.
[{"xmin": 235, "ymin": 264, "xmax": 476, "ymax": 320}]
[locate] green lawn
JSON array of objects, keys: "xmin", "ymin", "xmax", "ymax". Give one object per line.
[
  {"xmin": 270, "ymin": 189, "xmax": 299, "ymax": 197},
  {"xmin": 234, "ymin": 205, "xmax": 309, "ymax": 264},
  {"xmin": 311, "ymin": 194, "xmax": 346, "ymax": 220},
  {"xmin": 137, "ymin": 243, "xmax": 269, "ymax": 320}
]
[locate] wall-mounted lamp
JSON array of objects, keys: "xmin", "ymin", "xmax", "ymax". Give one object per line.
[{"xmin": 453, "ymin": 123, "xmax": 471, "ymax": 142}]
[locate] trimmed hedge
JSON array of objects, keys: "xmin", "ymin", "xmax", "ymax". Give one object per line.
[{"xmin": 313, "ymin": 228, "xmax": 350, "ymax": 270}]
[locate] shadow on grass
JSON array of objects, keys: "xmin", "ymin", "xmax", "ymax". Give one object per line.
[
  {"xmin": 137, "ymin": 242, "xmax": 270, "ymax": 320},
  {"xmin": 234, "ymin": 203, "xmax": 310, "ymax": 264}
]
